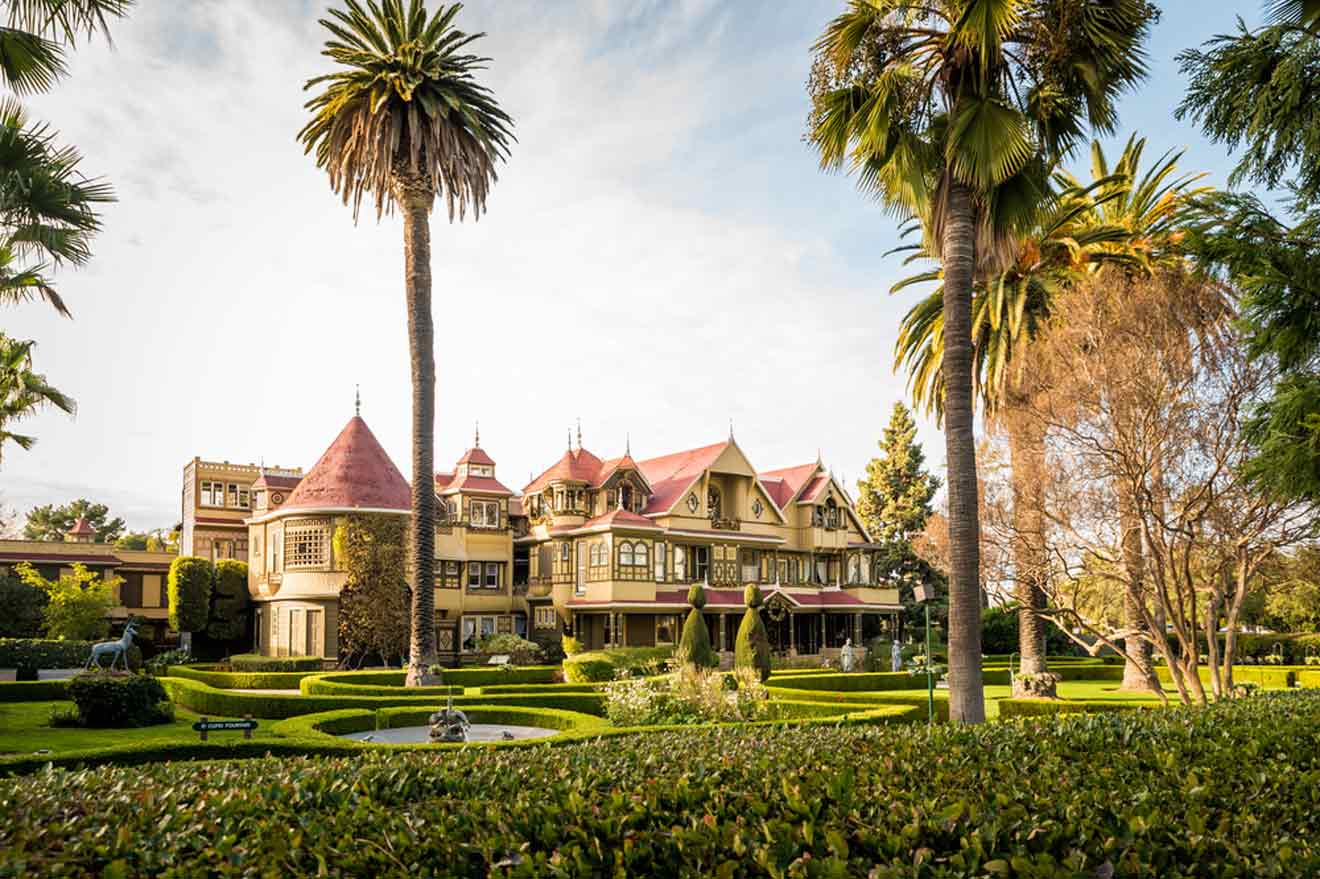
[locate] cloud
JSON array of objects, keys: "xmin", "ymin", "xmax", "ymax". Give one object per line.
[{"xmin": 4, "ymin": 0, "xmax": 946, "ymax": 530}]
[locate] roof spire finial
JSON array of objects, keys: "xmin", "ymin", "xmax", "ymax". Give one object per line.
[
  {"xmin": 354, "ymin": 384, "xmax": 361, "ymax": 417},
  {"xmin": 474, "ymin": 420, "xmax": 480, "ymax": 448},
  {"xmin": 576, "ymin": 417, "xmax": 582, "ymax": 451}
]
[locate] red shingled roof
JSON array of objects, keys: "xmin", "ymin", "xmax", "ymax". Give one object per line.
[
  {"xmin": 524, "ymin": 447, "xmax": 606, "ymax": 493},
  {"xmin": 456, "ymin": 446, "xmax": 495, "ymax": 467},
  {"xmin": 282, "ymin": 416, "xmax": 411, "ymax": 512},
  {"xmin": 440, "ymin": 472, "xmax": 513, "ymax": 496},
  {"xmin": 636, "ymin": 440, "xmax": 729, "ymax": 515},
  {"xmin": 758, "ymin": 462, "xmax": 819, "ymax": 509}
]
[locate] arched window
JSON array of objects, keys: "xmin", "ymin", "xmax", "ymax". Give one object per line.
[
  {"xmin": 634, "ymin": 541, "xmax": 648, "ymax": 567},
  {"xmin": 619, "ymin": 541, "xmax": 633, "ymax": 566},
  {"xmin": 707, "ymin": 486, "xmax": 722, "ymax": 520}
]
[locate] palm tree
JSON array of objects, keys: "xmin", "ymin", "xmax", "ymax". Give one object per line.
[
  {"xmin": 300, "ymin": 0, "xmax": 512, "ymax": 686},
  {"xmin": 0, "ymin": 98, "xmax": 114, "ymax": 316},
  {"xmin": 895, "ymin": 137, "xmax": 1209, "ymax": 689},
  {"xmin": 0, "ymin": 334, "xmax": 74, "ymax": 464},
  {"xmin": 0, "ymin": 0, "xmax": 129, "ymax": 96},
  {"xmin": 808, "ymin": 0, "xmax": 1155, "ymax": 722},
  {"xmin": 894, "ymin": 181, "xmax": 1135, "ymax": 681}
]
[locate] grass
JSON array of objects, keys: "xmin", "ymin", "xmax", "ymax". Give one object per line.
[{"xmin": 0, "ymin": 701, "xmax": 282, "ymax": 757}]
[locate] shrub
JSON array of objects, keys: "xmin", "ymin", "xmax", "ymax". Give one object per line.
[
  {"xmin": 679, "ymin": 584, "xmax": 717, "ymax": 668},
  {"xmin": 167, "ymin": 557, "xmax": 213, "ymax": 634},
  {"xmin": 14, "ymin": 563, "xmax": 117, "ymax": 641},
  {"xmin": 0, "ymin": 638, "xmax": 141, "ymax": 678},
  {"xmin": 9, "ymin": 693, "xmax": 1320, "ymax": 874},
  {"xmin": 0, "ymin": 571, "xmax": 45, "ymax": 638},
  {"xmin": 207, "ymin": 560, "xmax": 248, "ymax": 641},
  {"xmin": 561, "ymin": 634, "xmax": 583, "ymax": 657},
  {"xmin": 67, "ymin": 674, "xmax": 173, "ymax": 728},
  {"xmin": 563, "ymin": 658, "xmax": 615, "ymax": 683},
  {"xmin": 228, "ymin": 654, "xmax": 323, "ymax": 673},
  {"xmin": 734, "ymin": 584, "xmax": 771, "ymax": 682},
  {"xmin": 476, "ymin": 633, "xmax": 543, "ymax": 665}
]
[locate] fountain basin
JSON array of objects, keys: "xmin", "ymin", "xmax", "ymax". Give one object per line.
[{"xmin": 340, "ymin": 723, "xmax": 558, "ymax": 744}]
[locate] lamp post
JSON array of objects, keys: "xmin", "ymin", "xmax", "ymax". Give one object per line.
[{"xmin": 914, "ymin": 580, "xmax": 935, "ymax": 725}]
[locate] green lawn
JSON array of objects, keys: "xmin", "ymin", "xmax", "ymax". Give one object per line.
[{"xmin": 0, "ymin": 701, "xmax": 282, "ymax": 757}]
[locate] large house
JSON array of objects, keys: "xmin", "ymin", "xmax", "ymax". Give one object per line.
[
  {"xmin": 236, "ymin": 412, "xmax": 902, "ymax": 664},
  {"xmin": 0, "ymin": 518, "xmax": 177, "ymax": 643}
]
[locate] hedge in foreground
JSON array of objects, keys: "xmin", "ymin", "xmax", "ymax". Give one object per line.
[{"xmin": 5, "ymin": 692, "xmax": 1320, "ymax": 876}]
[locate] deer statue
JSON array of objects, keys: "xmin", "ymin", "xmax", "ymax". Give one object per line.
[{"xmin": 85, "ymin": 620, "xmax": 138, "ymax": 672}]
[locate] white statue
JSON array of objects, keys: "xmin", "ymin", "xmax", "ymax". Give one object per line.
[
  {"xmin": 891, "ymin": 640, "xmax": 903, "ymax": 673},
  {"xmin": 840, "ymin": 638, "xmax": 855, "ymax": 673}
]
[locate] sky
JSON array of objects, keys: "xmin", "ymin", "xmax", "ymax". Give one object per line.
[{"xmin": 2, "ymin": 0, "xmax": 1269, "ymax": 533}]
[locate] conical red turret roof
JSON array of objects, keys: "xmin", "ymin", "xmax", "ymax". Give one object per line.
[{"xmin": 281, "ymin": 416, "xmax": 411, "ymax": 512}]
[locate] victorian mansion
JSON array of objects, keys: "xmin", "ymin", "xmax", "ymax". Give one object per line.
[{"xmin": 191, "ymin": 413, "xmax": 902, "ymax": 663}]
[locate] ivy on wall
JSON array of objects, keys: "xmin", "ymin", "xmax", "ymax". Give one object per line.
[{"xmin": 335, "ymin": 514, "xmax": 409, "ymax": 667}]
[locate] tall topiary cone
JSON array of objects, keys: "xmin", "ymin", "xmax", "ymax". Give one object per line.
[
  {"xmin": 679, "ymin": 584, "xmax": 717, "ymax": 667},
  {"xmin": 735, "ymin": 583, "xmax": 772, "ymax": 681}
]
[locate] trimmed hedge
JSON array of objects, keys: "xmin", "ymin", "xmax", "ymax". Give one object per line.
[
  {"xmin": 228, "ymin": 654, "xmax": 323, "ymax": 673},
  {"xmin": 166, "ymin": 665, "xmax": 315, "ymax": 690},
  {"xmin": 0, "ymin": 638, "xmax": 141, "ymax": 675},
  {"xmin": 998, "ymin": 698, "xmax": 1155, "ymax": 718},
  {"xmin": 769, "ymin": 671, "xmax": 930, "ymax": 692},
  {"xmin": 300, "ymin": 672, "xmax": 462, "ymax": 698},
  {"xmin": 161, "ymin": 676, "xmax": 606, "ymax": 719},
  {"xmin": 11, "ymin": 693, "xmax": 1320, "ymax": 873},
  {"xmin": 0, "ymin": 679, "xmax": 68, "ymax": 701}
]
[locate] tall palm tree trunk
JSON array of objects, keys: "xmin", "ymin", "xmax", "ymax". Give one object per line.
[
  {"xmin": 400, "ymin": 174, "xmax": 439, "ymax": 687},
  {"xmin": 1117, "ymin": 484, "xmax": 1159, "ymax": 692},
  {"xmin": 1005, "ymin": 401, "xmax": 1048, "ymax": 677},
  {"xmin": 941, "ymin": 181, "xmax": 985, "ymax": 724}
]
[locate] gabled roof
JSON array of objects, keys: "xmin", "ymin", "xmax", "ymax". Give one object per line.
[
  {"xmin": 758, "ymin": 462, "xmax": 819, "ymax": 509},
  {"xmin": 439, "ymin": 472, "xmax": 513, "ymax": 497},
  {"xmin": 636, "ymin": 440, "xmax": 730, "ymax": 515},
  {"xmin": 524, "ymin": 447, "xmax": 606, "ymax": 493},
  {"xmin": 253, "ymin": 473, "xmax": 301, "ymax": 490},
  {"xmin": 282, "ymin": 416, "xmax": 411, "ymax": 512},
  {"xmin": 456, "ymin": 446, "xmax": 495, "ymax": 467}
]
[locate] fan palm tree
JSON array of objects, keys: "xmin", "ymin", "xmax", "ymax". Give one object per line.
[
  {"xmin": 300, "ymin": 0, "xmax": 512, "ymax": 686},
  {"xmin": 895, "ymin": 136, "xmax": 1209, "ymax": 687},
  {"xmin": 0, "ymin": 98, "xmax": 114, "ymax": 316},
  {"xmin": 0, "ymin": 0, "xmax": 129, "ymax": 96},
  {"xmin": 808, "ymin": 0, "xmax": 1155, "ymax": 722},
  {"xmin": 0, "ymin": 334, "xmax": 74, "ymax": 464}
]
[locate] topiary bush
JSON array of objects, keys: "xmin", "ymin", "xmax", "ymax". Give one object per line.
[
  {"xmin": 735, "ymin": 584, "xmax": 771, "ymax": 682},
  {"xmin": 167, "ymin": 557, "xmax": 213, "ymax": 635},
  {"xmin": 679, "ymin": 584, "xmax": 717, "ymax": 668},
  {"xmin": 67, "ymin": 674, "xmax": 173, "ymax": 728},
  {"xmin": 207, "ymin": 560, "xmax": 249, "ymax": 641}
]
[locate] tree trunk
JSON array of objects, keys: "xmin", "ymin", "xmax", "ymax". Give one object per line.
[
  {"xmin": 940, "ymin": 181, "xmax": 985, "ymax": 724},
  {"xmin": 1117, "ymin": 483, "xmax": 1159, "ymax": 692},
  {"xmin": 399, "ymin": 175, "xmax": 439, "ymax": 687},
  {"xmin": 1005, "ymin": 401, "xmax": 1048, "ymax": 676}
]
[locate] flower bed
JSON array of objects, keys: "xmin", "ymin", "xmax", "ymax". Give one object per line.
[{"xmin": 6, "ymin": 692, "xmax": 1320, "ymax": 875}]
